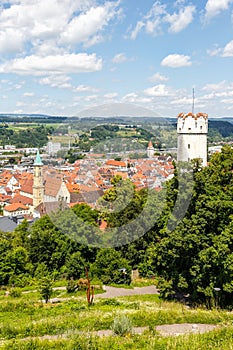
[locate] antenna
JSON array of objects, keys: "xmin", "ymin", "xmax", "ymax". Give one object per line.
[{"xmin": 192, "ymin": 87, "xmax": 195, "ymax": 114}]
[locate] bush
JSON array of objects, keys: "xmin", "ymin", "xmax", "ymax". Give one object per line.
[
  {"xmin": 111, "ymin": 315, "xmax": 133, "ymax": 336},
  {"xmin": 66, "ymin": 279, "xmax": 77, "ymax": 293},
  {"xmin": 77, "ymin": 278, "xmax": 88, "ymax": 290},
  {"xmin": 38, "ymin": 276, "xmax": 53, "ymax": 303},
  {"xmin": 99, "ymin": 298, "xmax": 122, "ymax": 307},
  {"xmin": 9, "ymin": 288, "xmax": 22, "ymax": 298}
]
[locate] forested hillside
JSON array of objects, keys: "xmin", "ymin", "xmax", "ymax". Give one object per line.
[
  {"xmin": 1, "ymin": 146, "xmax": 233, "ymax": 308},
  {"xmin": 0, "ymin": 125, "xmax": 53, "ymax": 147}
]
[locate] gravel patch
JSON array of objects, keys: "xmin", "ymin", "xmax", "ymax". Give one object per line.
[{"xmin": 155, "ymin": 323, "xmax": 217, "ymax": 336}]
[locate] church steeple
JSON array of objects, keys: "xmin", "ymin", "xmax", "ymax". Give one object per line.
[
  {"xmin": 34, "ymin": 149, "xmax": 43, "ymax": 166},
  {"xmin": 33, "ymin": 150, "xmax": 44, "ymax": 208}
]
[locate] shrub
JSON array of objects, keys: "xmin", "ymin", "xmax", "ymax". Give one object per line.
[
  {"xmin": 9, "ymin": 288, "xmax": 22, "ymax": 298},
  {"xmin": 77, "ymin": 278, "xmax": 88, "ymax": 290},
  {"xmin": 99, "ymin": 298, "xmax": 122, "ymax": 306},
  {"xmin": 111, "ymin": 315, "xmax": 133, "ymax": 336},
  {"xmin": 38, "ymin": 276, "xmax": 53, "ymax": 303},
  {"xmin": 66, "ymin": 279, "xmax": 77, "ymax": 293}
]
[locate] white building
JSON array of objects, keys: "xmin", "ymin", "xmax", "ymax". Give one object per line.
[
  {"xmin": 177, "ymin": 112, "xmax": 208, "ymax": 166},
  {"xmin": 147, "ymin": 141, "xmax": 155, "ymax": 158},
  {"xmin": 47, "ymin": 141, "xmax": 61, "ymax": 156}
]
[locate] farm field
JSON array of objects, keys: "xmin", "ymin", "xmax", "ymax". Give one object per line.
[{"xmin": 1, "ymin": 284, "xmax": 233, "ymax": 349}]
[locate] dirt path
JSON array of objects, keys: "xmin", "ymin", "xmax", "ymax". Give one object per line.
[{"xmin": 95, "ymin": 285, "xmax": 159, "ymax": 298}]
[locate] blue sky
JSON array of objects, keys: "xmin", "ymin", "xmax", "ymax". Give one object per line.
[{"xmin": 1, "ymin": 0, "xmax": 233, "ymax": 118}]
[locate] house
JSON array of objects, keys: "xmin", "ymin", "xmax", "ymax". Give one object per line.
[
  {"xmin": 44, "ymin": 172, "xmax": 70, "ymax": 203},
  {"xmin": 3, "ymin": 203, "xmax": 30, "ymax": 217}
]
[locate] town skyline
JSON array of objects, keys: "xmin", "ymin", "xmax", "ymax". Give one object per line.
[{"xmin": 1, "ymin": 1, "xmax": 233, "ymax": 117}]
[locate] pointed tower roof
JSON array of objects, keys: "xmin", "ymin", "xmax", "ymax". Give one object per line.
[
  {"xmin": 34, "ymin": 150, "xmax": 43, "ymax": 166},
  {"xmin": 147, "ymin": 140, "xmax": 154, "ymax": 149}
]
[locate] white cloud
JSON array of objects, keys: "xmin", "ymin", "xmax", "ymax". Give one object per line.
[
  {"xmin": 129, "ymin": 2, "xmax": 195, "ymax": 39},
  {"xmin": 0, "ymin": 53, "xmax": 102, "ymax": 75},
  {"xmin": 104, "ymin": 92, "xmax": 118, "ymax": 98},
  {"xmin": 0, "ymin": 29, "xmax": 25, "ymax": 54},
  {"xmin": 129, "ymin": 2, "xmax": 166, "ymax": 39},
  {"xmin": 0, "ymin": 1, "xmax": 121, "ymax": 55},
  {"xmin": 204, "ymin": 0, "xmax": 233, "ymax": 20},
  {"xmin": 170, "ymin": 97, "xmax": 193, "ymax": 105},
  {"xmin": 75, "ymin": 85, "xmax": 98, "ymax": 93},
  {"xmin": 207, "ymin": 45, "xmax": 222, "ymax": 56},
  {"xmin": 84, "ymin": 95, "xmax": 98, "ymax": 102},
  {"xmin": 60, "ymin": 3, "xmax": 121, "ymax": 47},
  {"xmin": 222, "ymin": 40, "xmax": 233, "ymax": 57},
  {"xmin": 144, "ymin": 84, "xmax": 169, "ymax": 97},
  {"xmin": 202, "ymin": 80, "xmax": 227, "ymax": 91},
  {"xmin": 122, "ymin": 92, "xmax": 138, "ymax": 102},
  {"xmin": 112, "ymin": 53, "xmax": 127, "ymax": 63},
  {"xmin": 39, "ymin": 75, "xmax": 72, "ymax": 88},
  {"xmin": 165, "ymin": 5, "xmax": 195, "ymax": 33},
  {"xmin": 149, "ymin": 72, "xmax": 168, "ymax": 82},
  {"xmin": 23, "ymin": 92, "xmax": 35, "ymax": 97},
  {"xmin": 161, "ymin": 54, "xmax": 192, "ymax": 67},
  {"xmin": 130, "ymin": 21, "xmax": 145, "ymax": 40},
  {"xmin": 122, "ymin": 93, "xmax": 152, "ymax": 104}
]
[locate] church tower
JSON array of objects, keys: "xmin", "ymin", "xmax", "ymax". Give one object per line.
[
  {"xmin": 147, "ymin": 140, "xmax": 155, "ymax": 158},
  {"xmin": 33, "ymin": 150, "xmax": 44, "ymax": 208},
  {"xmin": 177, "ymin": 112, "xmax": 208, "ymax": 166}
]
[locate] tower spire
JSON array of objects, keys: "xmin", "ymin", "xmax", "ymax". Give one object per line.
[
  {"xmin": 34, "ymin": 149, "xmax": 43, "ymax": 166},
  {"xmin": 192, "ymin": 87, "xmax": 195, "ymax": 114}
]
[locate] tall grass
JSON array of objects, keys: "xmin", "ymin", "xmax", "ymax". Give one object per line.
[
  {"xmin": 3, "ymin": 328, "xmax": 233, "ymax": 350},
  {"xmin": 1, "ymin": 286, "xmax": 233, "ymax": 348}
]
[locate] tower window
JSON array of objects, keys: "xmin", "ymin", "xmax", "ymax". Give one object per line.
[
  {"xmin": 188, "ymin": 128, "xmax": 191, "ymax": 130},
  {"xmin": 195, "ymin": 122, "xmax": 197, "ymax": 128},
  {"xmin": 200, "ymin": 126, "xmax": 203, "ymax": 130},
  {"xmin": 188, "ymin": 144, "xmax": 190, "ymax": 149}
]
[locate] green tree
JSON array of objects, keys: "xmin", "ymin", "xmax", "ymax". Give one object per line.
[
  {"xmin": 93, "ymin": 249, "xmax": 131, "ymax": 285},
  {"xmin": 38, "ymin": 276, "xmax": 53, "ymax": 303},
  {"xmin": 65, "ymin": 251, "xmax": 85, "ymax": 279}
]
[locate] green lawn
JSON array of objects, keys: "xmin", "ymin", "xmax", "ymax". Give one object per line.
[{"xmin": 1, "ymin": 284, "xmax": 233, "ymax": 349}]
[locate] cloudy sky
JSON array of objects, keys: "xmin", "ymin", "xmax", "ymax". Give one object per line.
[{"xmin": 1, "ymin": 0, "xmax": 233, "ymax": 117}]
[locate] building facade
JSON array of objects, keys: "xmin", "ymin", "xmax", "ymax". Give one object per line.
[
  {"xmin": 177, "ymin": 112, "xmax": 208, "ymax": 166},
  {"xmin": 147, "ymin": 140, "xmax": 155, "ymax": 158}
]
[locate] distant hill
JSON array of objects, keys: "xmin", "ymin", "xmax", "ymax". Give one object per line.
[
  {"xmin": 209, "ymin": 120, "xmax": 233, "ymax": 137},
  {"xmin": 77, "ymin": 103, "xmax": 159, "ymax": 118}
]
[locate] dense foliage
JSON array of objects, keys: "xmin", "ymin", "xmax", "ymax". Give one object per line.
[
  {"xmin": 0, "ymin": 125, "xmax": 53, "ymax": 148},
  {"xmin": 1, "ymin": 146, "xmax": 233, "ymax": 309}
]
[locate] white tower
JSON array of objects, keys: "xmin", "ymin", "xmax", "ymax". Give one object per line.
[
  {"xmin": 147, "ymin": 140, "xmax": 155, "ymax": 158},
  {"xmin": 177, "ymin": 112, "xmax": 208, "ymax": 166}
]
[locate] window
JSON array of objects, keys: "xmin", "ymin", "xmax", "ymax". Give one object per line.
[
  {"xmin": 188, "ymin": 144, "xmax": 190, "ymax": 149},
  {"xmin": 188, "ymin": 127, "xmax": 191, "ymax": 131},
  {"xmin": 200, "ymin": 125, "xmax": 203, "ymax": 130}
]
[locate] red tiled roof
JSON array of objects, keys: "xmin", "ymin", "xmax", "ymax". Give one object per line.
[
  {"xmin": 9, "ymin": 195, "xmax": 33, "ymax": 205},
  {"xmin": 4, "ymin": 203, "xmax": 29, "ymax": 212},
  {"xmin": 20, "ymin": 179, "xmax": 33, "ymax": 194},
  {"xmin": 106, "ymin": 160, "xmax": 126, "ymax": 167}
]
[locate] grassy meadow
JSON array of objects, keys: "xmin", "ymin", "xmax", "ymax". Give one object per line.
[{"xmin": 1, "ymin": 284, "xmax": 233, "ymax": 349}]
